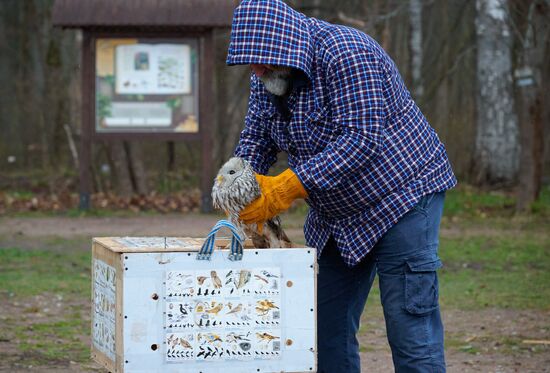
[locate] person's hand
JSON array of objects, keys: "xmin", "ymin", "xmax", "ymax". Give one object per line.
[{"xmin": 240, "ymin": 169, "xmax": 307, "ymax": 224}]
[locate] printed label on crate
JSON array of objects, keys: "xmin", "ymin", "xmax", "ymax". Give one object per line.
[
  {"xmin": 166, "ymin": 332, "xmax": 195, "ymax": 361},
  {"xmin": 252, "ymin": 268, "xmax": 281, "ymax": 295},
  {"xmin": 254, "ymin": 330, "xmax": 281, "ymax": 359},
  {"xmin": 254, "ymin": 297, "xmax": 281, "ymax": 327},
  {"xmin": 166, "ymin": 301, "xmax": 195, "ymax": 329},
  {"xmin": 92, "ymin": 259, "xmax": 116, "ymax": 360},
  {"xmin": 195, "ymin": 332, "xmax": 225, "ymax": 361},
  {"xmin": 224, "ymin": 331, "xmax": 254, "ymax": 360},
  {"xmin": 224, "ymin": 269, "xmax": 254, "ymax": 296},
  {"xmin": 224, "ymin": 298, "xmax": 254, "ymax": 328},
  {"xmin": 115, "ymin": 237, "xmax": 195, "ymax": 249},
  {"xmin": 166, "ymin": 271, "xmax": 196, "ymax": 298},
  {"xmin": 164, "ymin": 267, "xmax": 283, "ymax": 363},
  {"xmin": 93, "ymin": 318, "xmax": 116, "ymax": 359},
  {"xmin": 194, "ymin": 299, "xmax": 225, "ymax": 328},
  {"xmin": 195, "ymin": 269, "xmax": 227, "ymax": 297}
]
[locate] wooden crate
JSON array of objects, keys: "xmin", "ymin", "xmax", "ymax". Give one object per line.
[{"xmin": 91, "ymin": 235, "xmax": 317, "ymax": 373}]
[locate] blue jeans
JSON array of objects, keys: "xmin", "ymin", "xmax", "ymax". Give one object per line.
[{"xmin": 317, "ymin": 192, "xmax": 446, "ymax": 373}]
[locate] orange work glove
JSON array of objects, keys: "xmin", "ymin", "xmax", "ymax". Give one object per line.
[{"xmin": 239, "ymin": 168, "xmax": 308, "ymax": 224}]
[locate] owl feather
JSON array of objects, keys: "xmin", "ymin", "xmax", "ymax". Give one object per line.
[{"xmin": 212, "ymin": 157, "xmax": 291, "ymax": 248}]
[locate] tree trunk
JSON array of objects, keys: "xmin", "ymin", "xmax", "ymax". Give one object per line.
[
  {"xmin": 474, "ymin": 0, "xmax": 519, "ymax": 184},
  {"xmin": 167, "ymin": 141, "xmax": 176, "ymax": 172},
  {"xmin": 516, "ymin": 84, "xmax": 544, "ymax": 211},
  {"xmin": 108, "ymin": 142, "xmax": 133, "ymax": 197},
  {"xmin": 514, "ymin": 0, "xmax": 548, "ymax": 211},
  {"xmin": 127, "ymin": 142, "xmax": 149, "ymax": 195},
  {"xmin": 409, "ymin": 0, "xmax": 424, "ymax": 100}
]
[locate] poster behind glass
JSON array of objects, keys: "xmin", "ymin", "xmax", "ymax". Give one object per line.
[{"xmin": 95, "ymin": 38, "xmax": 199, "ymax": 133}]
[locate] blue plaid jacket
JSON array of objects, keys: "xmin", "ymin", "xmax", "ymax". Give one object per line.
[{"xmin": 227, "ymin": 0, "xmax": 457, "ymax": 266}]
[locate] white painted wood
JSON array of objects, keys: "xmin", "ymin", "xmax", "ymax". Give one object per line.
[{"xmin": 121, "ymin": 247, "xmax": 316, "ymax": 373}]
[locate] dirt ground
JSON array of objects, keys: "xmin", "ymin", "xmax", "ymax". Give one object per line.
[
  {"xmin": 0, "ymin": 214, "xmax": 540, "ymax": 240},
  {"xmin": 1, "ymin": 215, "xmax": 549, "ymax": 372},
  {"xmin": 2, "ymin": 293, "xmax": 548, "ymax": 373}
]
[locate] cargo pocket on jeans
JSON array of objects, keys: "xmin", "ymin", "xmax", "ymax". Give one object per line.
[{"xmin": 404, "ymin": 253, "xmax": 442, "ymax": 315}]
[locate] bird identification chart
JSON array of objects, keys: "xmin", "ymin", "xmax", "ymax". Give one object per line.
[
  {"xmin": 91, "ymin": 259, "xmax": 116, "ymax": 361},
  {"xmin": 164, "ymin": 268, "xmax": 282, "ymax": 362},
  {"xmin": 115, "ymin": 245, "xmax": 317, "ymax": 373}
]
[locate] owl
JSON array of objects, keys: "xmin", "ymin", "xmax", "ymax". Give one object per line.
[{"xmin": 212, "ymin": 157, "xmax": 291, "ymax": 248}]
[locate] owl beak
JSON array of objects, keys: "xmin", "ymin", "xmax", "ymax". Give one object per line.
[{"xmin": 216, "ymin": 175, "xmax": 224, "ymax": 184}]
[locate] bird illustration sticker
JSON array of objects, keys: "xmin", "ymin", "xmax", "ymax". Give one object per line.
[
  {"xmin": 195, "ymin": 332, "xmax": 225, "ymax": 361},
  {"xmin": 92, "ymin": 318, "xmax": 116, "ymax": 361},
  {"xmin": 166, "ymin": 332, "xmax": 195, "ymax": 361},
  {"xmin": 224, "ymin": 298, "xmax": 254, "ymax": 328},
  {"xmin": 92, "ymin": 259, "xmax": 116, "ymax": 361},
  {"xmin": 253, "ymin": 268, "xmax": 281, "ymax": 295},
  {"xmin": 254, "ymin": 330, "xmax": 281, "ymax": 359},
  {"xmin": 166, "ymin": 271, "xmax": 195, "ymax": 298},
  {"xmin": 254, "ymin": 298, "xmax": 281, "ymax": 326},
  {"xmin": 94, "ymin": 286, "xmax": 116, "ymax": 322},
  {"xmin": 224, "ymin": 331, "xmax": 254, "ymax": 360},
  {"xmin": 224, "ymin": 269, "xmax": 253, "ymax": 296},
  {"xmin": 194, "ymin": 300, "xmax": 225, "ymax": 328},
  {"xmin": 162, "ymin": 267, "xmax": 285, "ymax": 363},
  {"xmin": 166, "ymin": 301, "xmax": 194, "ymax": 329},
  {"xmin": 195, "ymin": 270, "xmax": 226, "ymax": 297}
]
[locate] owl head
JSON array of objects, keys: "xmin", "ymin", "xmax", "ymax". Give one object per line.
[
  {"xmin": 212, "ymin": 157, "xmax": 259, "ymax": 214},
  {"xmin": 214, "ymin": 157, "xmax": 250, "ymax": 189}
]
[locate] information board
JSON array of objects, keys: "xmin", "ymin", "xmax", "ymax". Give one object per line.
[
  {"xmin": 115, "ymin": 44, "xmax": 191, "ymax": 95},
  {"xmin": 94, "ymin": 38, "xmax": 199, "ymax": 133}
]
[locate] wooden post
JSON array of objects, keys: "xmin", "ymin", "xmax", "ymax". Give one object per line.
[
  {"xmin": 200, "ymin": 30, "xmax": 214, "ymax": 213},
  {"xmin": 79, "ymin": 31, "xmax": 93, "ymax": 210}
]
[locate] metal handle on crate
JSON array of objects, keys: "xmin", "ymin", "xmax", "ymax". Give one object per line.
[{"xmin": 196, "ymin": 220, "xmax": 244, "ymax": 261}]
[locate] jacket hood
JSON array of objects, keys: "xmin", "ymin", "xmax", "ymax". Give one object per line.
[{"xmin": 226, "ymin": 0, "xmax": 314, "ymax": 80}]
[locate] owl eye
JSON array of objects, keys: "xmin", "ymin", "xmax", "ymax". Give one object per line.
[{"xmin": 229, "ymin": 170, "xmax": 236, "ymax": 175}]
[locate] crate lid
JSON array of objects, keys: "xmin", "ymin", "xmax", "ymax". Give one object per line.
[{"xmin": 92, "ymin": 237, "xmax": 312, "ymax": 253}]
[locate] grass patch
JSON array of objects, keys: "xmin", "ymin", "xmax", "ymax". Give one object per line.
[
  {"xmin": 14, "ymin": 315, "xmax": 89, "ymax": 364},
  {"xmin": 0, "ymin": 247, "xmax": 92, "ymax": 367},
  {"xmin": 531, "ymin": 186, "xmax": 550, "ymax": 217},
  {"xmin": 358, "ymin": 235, "xmax": 550, "ymax": 311},
  {"xmin": 443, "ymin": 186, "xmax": 515, "ymax": 217},
  {"xmin": 438, "ymin": 235, "xmax": 550, "ymax": 309},
  {"xmin": 444, "ymin": 332, "xmax": 550, "ymax": 356},
  {"xmin": 0, "ymin": 248, "xmax": 90, "ymax": 298}
]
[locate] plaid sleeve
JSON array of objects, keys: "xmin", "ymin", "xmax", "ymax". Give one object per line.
[
  {"xmin": 294, "ymin": 49, "xmax": 386, "ymax": 191},
  {"xmin": 234, "ymin": 76, "xmax": 279, "ymax": 175}
]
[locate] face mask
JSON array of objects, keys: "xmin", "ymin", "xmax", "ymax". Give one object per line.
[{"xmin": 259, "ymin": 67, "xmax": 292, "ymax": 96}]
